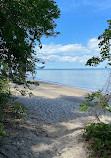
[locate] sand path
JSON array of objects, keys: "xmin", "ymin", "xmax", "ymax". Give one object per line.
[{"xmin": 0, "ymin": 82, "xmax": 96, "ymax": 158}]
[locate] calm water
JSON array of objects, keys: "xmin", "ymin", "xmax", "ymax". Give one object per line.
[{"xmin": 34, "ymin": 69, "xmax": 111, "ymax": 91}]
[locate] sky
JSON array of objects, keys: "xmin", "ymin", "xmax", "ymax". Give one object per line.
[{"xmin": 36, "ymin": 0, "xmax": 111, "ymax": 69}]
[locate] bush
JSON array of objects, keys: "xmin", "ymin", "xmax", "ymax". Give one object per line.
[
  {"xmin": 80, "ymin": 90, "xmax": 111, "ymax": 122},
  {"xmin": 0, "ymin": 123, "xmax": 6, "ymax": 137},
  {"xmin": 83, "ymin": 123, "xmax": 111, "ymax": 158},
  {"xmin": 80, "ymin": 90, "xmax": 111, "ymax": 157},
  {"xmin": 0, "ymin": 79, "xmax": 28, "ymax": 140}
]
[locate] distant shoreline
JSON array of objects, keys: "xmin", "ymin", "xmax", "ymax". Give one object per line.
[{"xmin": 37, "ymin": 68, "xmax": 111, "ymax": 70}]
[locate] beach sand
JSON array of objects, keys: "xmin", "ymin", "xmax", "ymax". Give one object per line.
[{"xmin": 0, "ymin": 81, "xmax": 110, "ymax": 158}]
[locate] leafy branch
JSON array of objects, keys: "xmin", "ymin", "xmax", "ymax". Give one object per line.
[{"xmin": 80, "ymin": 90, "xmax": 111, "ymax": 122}]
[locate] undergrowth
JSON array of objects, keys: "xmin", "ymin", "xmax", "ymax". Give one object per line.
[
  {"xmin": 80, "ymin": 90, "xmax": 111, "ymax": 158},
  {"xmin": 83, "ymin": 123, "xmax": 111, "ymax": 158},
  {"xmin": 0, "ymin": 79, "xmax": 28, "ymax": 144}
]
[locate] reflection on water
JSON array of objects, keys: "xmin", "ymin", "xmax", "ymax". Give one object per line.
[{"xmin": 35, "ymin": 69, "xmax": 111, "ymax": 91}]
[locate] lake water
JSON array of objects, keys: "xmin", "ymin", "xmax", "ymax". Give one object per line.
[{"xmin": 34, "ymin": 69, "xmax": 111, "ymax": 91}]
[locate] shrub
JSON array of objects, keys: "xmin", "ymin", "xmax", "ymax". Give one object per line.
[
  {"xmin": 80, "ymin": 90, "xmax": 111, "ymax": 122},
  {"xmin": 80, "ymin": 91, "xmax": 111, "ymax": 157},
  {"xmin": 0, "ymin": 79, "xmax": 28, "ymax": 141},
  {"xmin": 83, "ymin": 123, "xmax": 111, "ymax": 158}
]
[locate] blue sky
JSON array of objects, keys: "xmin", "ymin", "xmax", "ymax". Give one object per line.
[{"xmin": 36, "ymin": 0, "xmax": 111, "ymax": 69}]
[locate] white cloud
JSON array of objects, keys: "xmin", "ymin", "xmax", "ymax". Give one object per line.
[
  {"xmin": 41, "ymin": 55, "xmax": 92, "ymax": 63},
  {"xmin": 87, "ymin": 38, "xmax": 99, "ymax": 50},
  {"xmin": 35, "ymin": 38, "xmax": 100, "ymax": 63},
  {"xmin": 36, "ymin": 38, "xmax": 99, "ymax": 55},
  {"xmin": 60, "ymin": 0, "xmax": 111, "ymax": 12},
  {"xmin": 82, "ymin": 0, "xmax": 111, "ymax": 11},
  {"xmin": 37, "ymin": 54, "xmax": 94, "ymax": 63}
]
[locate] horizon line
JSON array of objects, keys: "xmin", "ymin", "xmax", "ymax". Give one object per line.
[{"xmin": 37, "ymin": 68, "xmax": 111, "ymax": 70}]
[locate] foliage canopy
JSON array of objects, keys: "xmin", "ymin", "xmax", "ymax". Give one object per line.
[
  {"xmin": 0, "ymin": 0, "xmax": 60, "ymax": 84},
  {"xmin": 86, "ymin": 20, "xmax": 111, "ymax": 67}
]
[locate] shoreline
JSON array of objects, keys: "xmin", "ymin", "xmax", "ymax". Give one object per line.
[
  {"xmin": 29, "ymin": 78, "xmax": 93, "ymax": 92},
  {"xmin": 35, "ymin": 68, "xmax": 110, "ymax": 91}
]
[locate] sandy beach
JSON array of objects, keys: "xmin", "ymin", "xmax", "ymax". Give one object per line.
[{"xmin": 0, "ymin": 81, "xmax": 110, "ymax": 158}]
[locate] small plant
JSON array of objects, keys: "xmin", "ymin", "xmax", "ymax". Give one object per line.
[
  {"xmin": 0, "ymin": 123, "xmax": 7, "ymax": 145},
  {"xmin": 0, "ymin": 78, "xmax": 29, "ymax": 143},
  {"xmin": 80, "ymin": 90, "xmax": 111, "ymax": 122},
  {"xmin": 0, "ymin": 123, "xmax": 6, "ymax": 137},
  {"xmin": 83, "ymin": 123, "xmax": 111, "ymax": 158},
  {"xmin": 26, "ymin": 80, "xmax": 39, "ymax": 86}
]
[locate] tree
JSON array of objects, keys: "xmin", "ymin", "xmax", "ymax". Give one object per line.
[
  {"xmin": 82, "ymin": 21, "xmax": 111, "ymax": 157},
  {"xmin": 0, "ymin": 0, "xmax": 60, "ymax": 139},
  {"xmin": 0, "ymin": 0, "xmax": 60, "ymax": 85},
  {"xmin": 86, "ymin": 20, "xmax": 111, "ymax": 67}
]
